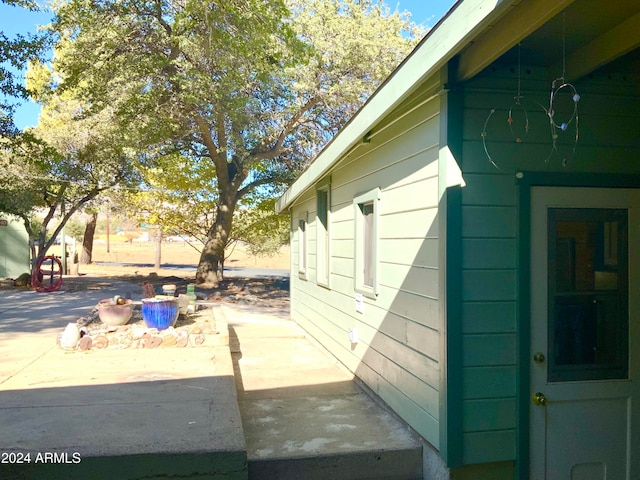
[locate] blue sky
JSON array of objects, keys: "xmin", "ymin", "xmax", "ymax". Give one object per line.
[{"xmin": 0, "ymin": 0, "xmax": 456, "ymax": 130}]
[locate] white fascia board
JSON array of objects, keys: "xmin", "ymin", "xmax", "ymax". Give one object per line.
[{"xmin": 276, "ymin": 0, "xmax": 518, "ymax": 214}]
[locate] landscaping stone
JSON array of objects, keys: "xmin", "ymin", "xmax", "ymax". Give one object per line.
[
  {"xmin": 93, "ymin": 335, "xmax": 109, "ymax": 349},
  {"xmin": 176, "ymin": 330, "xmax": 189, "ymax": 347},
  {"xmin": 161, "ymin": 333, "xmax": 177, "ymax": 347},
  {"xmin": 56, "ymin": 302, "xmax": 224, "ymax": 351},
  {"xmin": 78, "ymin": 336, "xmax": 92, "ymax": 351}
]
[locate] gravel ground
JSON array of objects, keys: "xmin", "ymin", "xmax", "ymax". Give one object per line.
[{"xmin": 62, "ymin": 273, "xmax": 291, "ymax": 310}]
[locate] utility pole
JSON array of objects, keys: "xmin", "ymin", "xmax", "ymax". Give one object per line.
[
  {"xmin": 61, "ymin": 197, "xmax": 67, "ymax": 275},
  {"xmin": 154, "ymin": 226, "xmax": 162, "ymax": 270},
  {"xmin": 106, "ymin": 211, "xmax": 110, "ymax": 253}
]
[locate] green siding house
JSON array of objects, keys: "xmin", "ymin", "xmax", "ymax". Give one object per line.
[
  {"xmin": 276, "ymin": 0, "xmax": 640, "ymax": 478},
  {"xmin": 0, "ymin": 215, "xmax": 29, "ymax": 278}
]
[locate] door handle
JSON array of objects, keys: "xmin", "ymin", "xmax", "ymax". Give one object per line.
[
  {"xmin": 532, "ymin": 392, "xmax": 548, "ymax": 406},
  {"xmin": 533, "ymin": 352, "xmax": 546, "ymax": 364}
]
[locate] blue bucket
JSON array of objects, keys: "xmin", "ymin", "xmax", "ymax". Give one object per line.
[{"xmin": 141, "ymin": 298, "xmax": 180, "ymax": 330}]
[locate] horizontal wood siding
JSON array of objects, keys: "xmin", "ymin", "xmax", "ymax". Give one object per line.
[
  {"xmin": 287, "ymin": 81, "xmax": 444, "ymax": 447},
  {"xmin": 459, "ymin": 63, "xmax": 640, "ymax": 465}
]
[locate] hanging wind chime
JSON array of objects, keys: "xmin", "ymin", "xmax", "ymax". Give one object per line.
[
  {"xmin": 481, "ymin": 43, "xmax": 547, "ymax": 169},
  {"xmin": 546, "ymin": 13, "xmax": 580, "ymax": 166},
  {"xmin": 481, "ymin": 13, "xmax": 581, "ymax": 169}
]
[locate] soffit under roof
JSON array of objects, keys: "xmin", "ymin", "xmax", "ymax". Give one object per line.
[{"xmin": 456, "ymin": 0, "xmax": 640, "ymax": 81}]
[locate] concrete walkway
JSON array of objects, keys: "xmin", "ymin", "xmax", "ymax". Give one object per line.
[
  {"xmin": 0, "ymin": 278, "xmax": 246, "ymax": 480},
  {"xmin": 0, "ymin": 278, "xmax": 423, "ymax": 480},
  {"xmin": 221, "ymin": 303, "xmax": 423, "ymax": 480}
]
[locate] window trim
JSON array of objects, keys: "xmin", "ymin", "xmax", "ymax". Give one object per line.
[
  {"xmin": 316, "ymin": 179, "xmax": 331, "ymax": 288},
  {"xmin": 298, "ymin": 212, "xmax": 308, "ymax": 279},
  {"xmin": 353, "ymin": 188, "xmax": 380, "ymax": 297}
]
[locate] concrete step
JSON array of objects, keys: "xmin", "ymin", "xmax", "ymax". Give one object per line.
[
  {"xmin": 249, "ymin": 448, "xmax": 423, "ymax": 480},
  {"xmin": 241, "ymin": 387, "xmax": 423, "ymax": 480}
]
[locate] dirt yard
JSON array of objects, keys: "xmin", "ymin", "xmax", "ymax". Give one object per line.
[
  {"xmin": 90, "ymin": 239, "xmax": 289, "ymax": 268},
  {"xmin": 54, "ymin": 241, "xmax": 291, "ymax": 309},
  {"xmin": 54, "ymin": 239, "xmax": 288, "ymax": 276}
]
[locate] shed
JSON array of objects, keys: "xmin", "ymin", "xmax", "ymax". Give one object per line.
[
  {"xmin": 276, "ymin": 0, "xmax": 640, "ymax": 478},
  {"xmin": 0, "ymin": 215, "xmax": 29, "ymax": 279}
]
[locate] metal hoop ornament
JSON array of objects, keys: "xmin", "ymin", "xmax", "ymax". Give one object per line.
[
  {"xmin": 546, "ymin": 78, "xmax": 580, "ymax": 164},
  {"xmin": 548, "ymin": 79, "xmax": 580, "ymax": 132},
  {"xmin": 481, "ymin": 108, "xmax": 499, "ymax": 169},
  {"xmin": 32, "ymin": 255, "xmax": 63, "ymax": 293},
  {"xmin": 482, "ymin": 97, "xmax": 548, "ymax": 170}
]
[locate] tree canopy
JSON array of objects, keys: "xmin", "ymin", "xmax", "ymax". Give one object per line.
[
  {"xmin": 0, "ymin": 56, "xmax": 143, "ymax": 263},
  {"xmin": 48, "ymin": 0, "xmax": 424, "ymax": 285},
  {"xmin": 0, "ymin": 0, "xmax": 48, "ymax": 135}
]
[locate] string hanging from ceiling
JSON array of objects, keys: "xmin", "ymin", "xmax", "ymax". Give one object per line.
[{"xmin": 481, "ymin": 43, "xmax": 547, "ymax": 169}]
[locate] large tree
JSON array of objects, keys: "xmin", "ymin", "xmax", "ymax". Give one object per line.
[
  {"xmin": 51, "ymin": 0, "xmax": 423, "ymax": 285},
  {"xmin": 0, "ymin": 59, "xmax": 142, "ymax": 266}
]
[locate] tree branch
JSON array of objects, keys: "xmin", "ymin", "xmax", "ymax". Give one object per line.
[
  {"xmin": 152, "ymin": 0, "xmax": 172, "ymax": 36},
  {"xmin": 45, "ymin": 181, "xmax": 117, "ymax": 254},
  {"xmin": 193, "ymin": 112, "xmax": 239, "ymax": 199},
  {"xmin": 193, "ymin": 113, "xmax": 223, "ymax": 164},
  {"xmin": 215, "ymin": 110, "xmax": 227, "ymax": 161},
  {"xmin": 251, "ymin": 96, "xmax": 322, "ymax": 161},
  {"xmin": 236, "ymin": 175, "xmax": 281, "ymax": 201},
  {"xmin": 41, "ymin": 184, "xmax": 66, "ymax": 235}
]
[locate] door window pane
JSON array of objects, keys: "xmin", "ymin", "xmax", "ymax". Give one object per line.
[{"xmin": 548, "ymin": 208, "xmax": 629, "ymax": 382}]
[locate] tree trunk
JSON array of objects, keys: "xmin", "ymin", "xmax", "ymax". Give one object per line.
[
  {"xmin": 196, "ymin": 200, "xmax": 235, "ymax": 286},
  {"xmin": 80, "ymin": 212, "xmax": 98, "ymax": 264}
]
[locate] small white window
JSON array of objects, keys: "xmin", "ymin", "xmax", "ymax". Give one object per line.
[
  {"xmin": 316, "ymin": 181, "xmax": 331, "ymax": 287},
  {"xmin": 298, "ymin": 214, "xmax": 307, "ymax": 279},
  {"xmin": 354, "ymin": 188, "xmax": 380, "ymax": 297}
]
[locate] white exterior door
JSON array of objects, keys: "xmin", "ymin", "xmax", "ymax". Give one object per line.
[{"xmin": 530, "ymin": 187, "xmax": 640, "ymax": 479}]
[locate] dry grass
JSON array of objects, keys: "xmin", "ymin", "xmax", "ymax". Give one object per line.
[{"xmin": 56, "ymin": 240, "xmax": 290, "ymax": 279}]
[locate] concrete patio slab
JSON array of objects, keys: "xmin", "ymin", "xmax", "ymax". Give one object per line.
[{"xmin": 0, "ymin": 278, "xmax": 247, "ymax": 480}]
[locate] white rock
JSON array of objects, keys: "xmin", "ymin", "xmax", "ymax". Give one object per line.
[{"xmin": 60, "ymin": 323, "xmax": 80, "ymax": 350}]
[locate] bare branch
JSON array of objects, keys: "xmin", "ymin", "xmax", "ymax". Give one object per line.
[
  {"xmin": 255, "ymin": 96, "xmax": 322, "ymax": 162},
  {"xmin": 236, "ymin": 175, "xmax": 281, "ymax": 201},
  {"xmin": 152, "ymin": 0, "xmax": 172, "ymax": 36}
]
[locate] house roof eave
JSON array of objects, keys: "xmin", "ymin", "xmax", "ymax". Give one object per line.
[{"xmin": 275, "ymin": 0, "xmax": 520, "ymax": 213}]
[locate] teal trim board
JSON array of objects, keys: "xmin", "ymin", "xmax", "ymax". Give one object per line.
[
  {"xmin": 443, "ymin": 76, "xmax": 464, "ymax": 467},
  {"xmin": 516, "ymin": 178, "xmax": 531, "ymax": 480},
  {"xmin": 516, "ymin": 172, "xmax": 640, "ymax": 189},
  {"xmin": 446, "ymin": 185, "xmax": 463, "ymax": 467}
]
